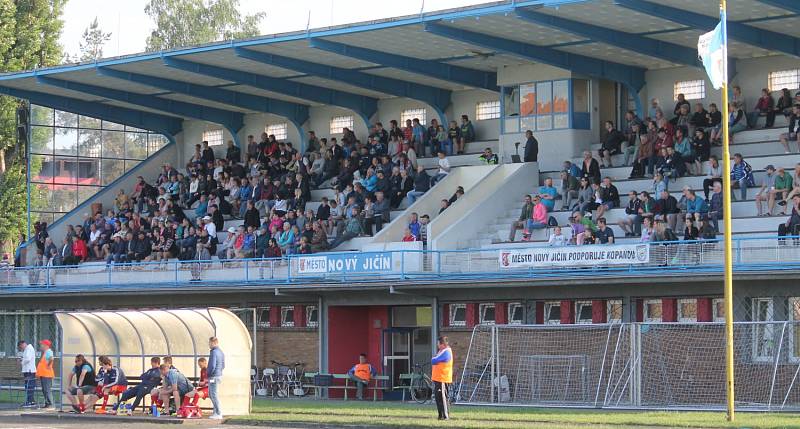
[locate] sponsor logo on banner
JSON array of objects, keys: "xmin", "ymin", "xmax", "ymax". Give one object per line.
[
  {"xmin": 297, "ymin": 252, "xmax": 394, "ymax": 274},
  {"xmin": 499, "ymin": 244, "xmax": 650, "ymax": 269}
]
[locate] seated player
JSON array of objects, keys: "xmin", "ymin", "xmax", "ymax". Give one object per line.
[
  {"xmin": 150, "ymin": 355, "xmax": 178, "ymax": 410},
  {"xmin": 63, "ymin": 354, "xmax": 97, "ymax": 413},
  {"xmin": 184, "ymin": 357, "xmax": 208, "ymax": 406},
  {"xmin": 88, "ymin": 355, "xmax": 127, "ymax": 413},
  {"xmin": 113, "ymin": 356, "xmax": 161, "ymax": 416},
  {"xmin": 347, "ymin": 353, "xmax": 377, "ymax": 400},
  {"xmin": 157, "ymin": 363, "xmax": 194, "ymax": 415}
]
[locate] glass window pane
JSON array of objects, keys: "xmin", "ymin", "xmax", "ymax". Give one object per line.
[
  {"xmin": 79, "ymin": 115, "xmax": 101, "ymax": 129},
  {"xmin": 31, "ymin": 211, "xmax": 55, "ymax": 227},
  {"xmin": 572, "ymin": 79, "xmax": 590, "ymax": 113},
  {"xmin": 148, "ymin": 134, "xmax": 168, "ymax": 154},
  {"xmin": 78, "ymin": 129, "xmax": 102, "ymax": 157},
  {"xmin": 101, "ymin": 159, "xmax": 125, "ymax": 186},
  {"xmin": 54, "ymin": 128, "xmax": 78, "ymax": 156},
  {"xmin": 520, "ymin": 117, "xmax": 536, "ymax": 132},
  {"xmin": 554, "ymin": 114, "xmax": 569, "ymax": 129},
  {"xmin": 30, "ymin": 155, "xmax": 54, "ymax": 183},
  {"xmin": 49, "ymin": 185, "xmax": 78, "ymax": 213},
  {"xmin": 125, "ymin": 125, "xmax": 146, "ymax": 133},
  {"xmin": 30, "ymin": 184, "xmax": 51, "ymax": 214},
  {"xmin": 30, "ymin": 126, "xmax": 54, "ymax": 154},
  {"xmin": 102, "ymin": 120, "xmax": 124, "ymax": 131},
  {"xmin": 55, "ymin": 110, "xmax": 78, "ymax": 128},
  {"xmin": 536, "ymin": 82, "xmax": 552, "ymax": 114},
  {"xmin": 503, "ymin": 86, "xmax": 520, "ymax": 117},
  {"xmin": 78, "ymin": 186, "xmax": 102, "ymax": 206},
  {"xmin": 520, "ymin": 83, "xmax": 536, "ymax": 117},
  {"xmin": 102, "ymin": 131, "xmax": 125, "ymax": 158},
  {"xmin": 125, "ymin": 160, "xmax": 141, "ymax": 173},
  {"xmin": 537, "ymin": 115, "xmax": 553, "ymax": 131},
  {"xmin": 125, "ymin": 132, "xmax": 148, "ymax": 160},
  {"xmin": 31, "ymin": 105, "xmax": 54, "ymax": 126},
  {"xmin": 553, "ymin": 80, "xmax": 569, "ymax": 113},
  {"xmin": 53, "ymin": 156, "xmax": 78, "ymax": 184},
  {"xmin": 77, "ymin": 158, "xmax": 100, "ymax": 186}
]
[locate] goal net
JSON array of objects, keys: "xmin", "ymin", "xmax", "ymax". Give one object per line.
[{"xmin": 455, "ymin": 322, "xmax": 800, "ymax": 411}]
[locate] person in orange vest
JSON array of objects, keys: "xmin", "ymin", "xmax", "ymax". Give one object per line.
[
  {"xmin": 36, "ymin": 339, "xmax": 55, "ymax": 409},
  {"xmin": 431, "ymin": 336, "xmax": 453, "ymax": 420},
  {"xmin": 347, "ymin": 353, "xmax": 377, "ymax": 400}
]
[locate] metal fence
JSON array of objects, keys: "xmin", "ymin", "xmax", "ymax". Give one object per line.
[
  {"xmin": 456, "ymin": 322, "xmax": 800, "ymax": 411},
  {"xmin": 2, "ymin": 236, "xmax": 800, "ymax": 292}
]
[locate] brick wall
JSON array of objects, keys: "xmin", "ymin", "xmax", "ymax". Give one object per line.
[
  {"xmin": 440, "ymin": 329, "xmax": 472, "ymax": 379},
  {"xmin": 256, "ymin": 329, "xmax": 319, "ymax": 372},
  {"xmin": 0, "ymin": 358, "xmax": 20, "ymax": 379}
]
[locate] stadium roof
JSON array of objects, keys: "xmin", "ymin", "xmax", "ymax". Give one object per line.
[{"xmin": 1, "ymin": 0, "xmax": 797, "ymax": 136}]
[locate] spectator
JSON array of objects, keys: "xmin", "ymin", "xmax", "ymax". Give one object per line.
[
  {"xmin": 509, "ymin": 195, "xmax": 534, "ymax": 242},
  {"xmin": 594, "ymin": 217, "xmax": 615, "ymax": 244},
  {"xmin": 524, "ymin": 130, "xmax": 538, "ymax": 162},
  {"xmin": 640, "ymin": 216, "xmax": 654, "ymax": 242},
  {"xmin": 703, "ymin": 155, "xmax": 723, "ymax": 200},
  {"xmin": 690, "ymin": 128, "xmax": 711, "ymax": 174},
  {"xmin": 596, "ymin": 177, "xmax": 620, "ymax": 219},
  {"xmin": 707, "ymin": 103, "xmax": 723, "ymax": 145},
  {"xmin": 225, "ymin": 140, "xmax": 241, "ymax": 163},
  {"xmin": 439, "ymin": 199, "xmax": 449, "ymax": 214},
  {"xmin": 265, "ymin": 238, "xmax": 282, "ymax": 259},
  {"xmin": 774, "ymin": 89, "xmax": 793, "ymax": 122},
  {"xmin": 570, "ymin": 211, "xmax": 595, "ymax": 245},
  {"xmin": 330, "ymin": 206, "xmax": 365, "ymax": 248},
  {"xmin": 673, "ymin": 93, "xmax": 690, "ymax": 117},
  {"xmin": 778, "ymin": 195, "xmax": 800, "ymax": 243},
  {"xmin": 780, "ymin": 104, "xmax": 800, "ymax": 153},
  {"xmin": 673, "ymin": 126, "xmax": 696, "ymax": 175},
  {"xmin": 755, "ymin": 165, "xmax": 778, "ymax": 216},
  {"xmin": 655, "ymin": 189, "xmax": 680, "ymax": 231},
  {"xmin": 729, "ymin": 102, "xmax": 747, "ymax": 143},
  {"xmin": 479, "ymin": 147, "xmax": 498, "ymax": 165},
  {"xmin": 401, "ymin": 227, "xmax": 416, "ymax": 242},
  {"xmin": 537, "ymin": 177, "xmax": 558, "ymax": 212},
  {"xmin": 683, "ymin": 189, "xmax": 708, "ymax": 222},
  {"xmin": 457, "ymin": 115, "xmax": 475, "ymax": 155},
  {"xmin": 419, "ymin": 214, "xmax": 430, "ymax": 247},
  {"xmin": 408, "ymin": 213, "xmax": 421, "ymax": 239},
  {"xmin": 747, "ymin": 88, "xmax": 775, "ymax": 129},
  {"xmin": 648, "ymin": 98, "xmax": 661, "ymax": 120},
  {"xmin": 563, "ymin": 160, "xmax": 581, "ymax": 179},
  {"xmin": 560, "ymin": 170, "xmax": 579, "ymax": 211},
  {"xmin": 276, "ymin": 222, "xmax": 295, "ymax": 255},
  {"xmin": 689, "ymin": 103, "xmax": 709, "ymax": 135},
  {"xmin": 201, "ymin": 140, "xmax": 215, "ymax": 164},
  {"xmin": 18, "ymin": 340, "xmax": 36, "ymax": 407},
  {"xmin": 598, "ymin": 121, "xmax": 625, "ymax": 168},
  {"xmin": 523, "ymin": 196, "xmax": 548, "ymax": 240},
  {"xmin": 547, "ymin": 226, "xmax": 566, "ymax": 246},
  {"xmin": 367, "ymin": 192, "xmax": 390, "ymax": 235},
  {"xmin": 623, "ymin": 121, "xmax": 643, "ymax": 168},
  {"xmin": 576, "ymin": 177, "xmax": 594, "ymax": 215},
  {"xmin": 432, "ymin": 151, "xmax": 450, "ymax": 185},
  {"xmin": 392, "ymin": 169, "xmax": 414, "ymax": 208},
  {"xmin": 618, "ymin": 190, "xmax": 642, "ymax": 237},
  {"xmin": 730, "ymin": 153, "xmax": 754, "ymax": 201},
  {"xmin": 407, "ymin": 165, "xmax": 431, "ymax": 205},
  {"xmin": 580, "ymin": 151, "xmax": 601, "ymax": 185},
  {"xmin": 774, "ymin": 168, "xmax": 794, "ymax": 215}
]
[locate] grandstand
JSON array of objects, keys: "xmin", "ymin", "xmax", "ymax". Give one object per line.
[{"xmin": 2, "ymin": 0, "xmax": 800, "ymax": 412}]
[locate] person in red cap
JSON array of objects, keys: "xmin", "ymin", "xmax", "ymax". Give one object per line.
[{"xmin": 36, "ymin": 339, "xmax": 55, "ymax": 409}]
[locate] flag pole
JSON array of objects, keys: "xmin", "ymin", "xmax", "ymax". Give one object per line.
[{"xmin": 719, "ymin": 0, "xmax": 735, "ymax": 422}]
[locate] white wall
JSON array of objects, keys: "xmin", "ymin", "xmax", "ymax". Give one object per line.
[
  {"xmin": 239, "ymin": 112, "xmax": 303, "ymax": 150},
  {"xmin": 497, "ymin": 63, "xmax": 572, "ymax": 86},
  {"xmin": 447, "ymin": 89, "xmax": 500, "ymax": 141},
  {"xmin": 307, "ymin": 104, "xmax": 370, "ymax": 145},
  {"xmin": 180, "ymin": 120, "xmax": 237, "ymax": 165}
]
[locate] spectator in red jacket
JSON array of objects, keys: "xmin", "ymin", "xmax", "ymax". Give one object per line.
[{"xmin": 72, "ymin": 238, "xmax": 89, "ymax": 263}]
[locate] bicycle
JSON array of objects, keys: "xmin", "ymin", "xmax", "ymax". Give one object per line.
[
  {"xmin": 271, "ymin": 360, "xmax": 309, "ymax": 397},
  {"xmin": 409, "ymin": 363, "xmax": 434, "ymax": 404}
]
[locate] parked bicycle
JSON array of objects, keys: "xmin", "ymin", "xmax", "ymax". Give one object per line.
[
  {"xmin": 270, "ymin": 360, "xmax": 309, "ymax": 397},
  {"xmin": 409, "ymin": 363, "xmax": 434, "ymax": 404}
]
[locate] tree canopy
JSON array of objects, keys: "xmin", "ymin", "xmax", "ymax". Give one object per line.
[{"xmin": 145, "ymin": 0, "xmax": 264, "ymax": 51}]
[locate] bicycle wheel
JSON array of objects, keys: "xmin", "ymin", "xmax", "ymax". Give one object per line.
[{"xmin": 410, "ymin": 372, "xmax": 432, "ymax": 404}]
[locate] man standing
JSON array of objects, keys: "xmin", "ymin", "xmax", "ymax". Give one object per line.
[
  {"xmin": 207, "ymin": 337, "xmax": 225, "ymax": 420},
  {"xmin": 18, "ymin": 340, "xmax": 36, "ymax": 407},
  {"xmin": 431, "ymin": 336, "xmax": 453, "ymax": 421},
  {"xmin": 347, "ymin": 353, "xmax": 377, "ymax": 400},
  {"xmin": 36, "ymin": 340, "xmax": 55, "ymax": 409},
  {"xmin": 523, "ymin": 130, "xmax": 538, "ymax": 162}
]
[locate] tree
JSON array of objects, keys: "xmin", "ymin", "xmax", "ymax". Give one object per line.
[
  {"xmin": 0, "ymin": 0, "xmax": 66, "ymax": 249},
  {"xmin": 144, "ymin": 0, "xmax": 264, "ymax": 51},
  {"xmin": 78, "ymin": 17, "xmax": 112, "ymax": 62}
]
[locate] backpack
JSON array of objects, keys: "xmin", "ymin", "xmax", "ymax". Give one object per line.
[
  {"xmin": 548, "ymin": 216, "xmax": 558, "ymax": 227},
  {"xmin": 629, "ymin": 160, "xmax": 644, "ymax": 179}
]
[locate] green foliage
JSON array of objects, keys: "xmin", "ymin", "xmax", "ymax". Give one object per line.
[
  {"xmin": 64, "ymin": 16, "xmax": 111, "ymax": 63},
  {"xmin": 0, "ymin": 0, "xmax": 65, "ymax": 248},
  {"xmin": 144, "ymin": 0, "xmax": 264, "ymax": 51}
]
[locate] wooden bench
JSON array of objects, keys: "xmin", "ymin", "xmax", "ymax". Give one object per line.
[
  {"xmin": 92, "ymin": 375, "xmax": 206, "ymax": 414},
  {"xmin": 303, "ymin": 373, "xmax": 388, "ymax": 401},
  {"xmin": 396, "ymin": 373, "xmax": 416, "ymax": 402}
]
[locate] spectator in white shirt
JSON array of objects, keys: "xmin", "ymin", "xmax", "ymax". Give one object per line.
[
  {"xmin": 548, "ymin": 226, "xmax": 567, "ymax": 246},
  {"xmin": 432, "ymin": 152, "xmax": 450, "ymax": 185},
  {"xmin": 18, "ymin": 340, "xmax": 37, "ymax": 407}
]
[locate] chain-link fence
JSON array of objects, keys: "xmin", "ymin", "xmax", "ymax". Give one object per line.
[
  {"xmin": 457, "ymin": 322, "xmax": 800, "ymax": 411},
  {"xmin": 0, "ymin": 312, "xmax": 60, "ymax": 406}
]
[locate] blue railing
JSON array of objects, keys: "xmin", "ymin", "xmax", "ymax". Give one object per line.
[{"xmin": 1, "ymin": 235, "xmax": 799, "ymax": 293}]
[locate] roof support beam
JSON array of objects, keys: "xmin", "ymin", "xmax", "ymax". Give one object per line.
[
  {"xmin": 423, "ymin": 21, "xmax": 646, "ymax": 91},
  {"xmin": 514, "ymin": 8, "xmax": 706, "ymax": 69},
  {"xmin": 755, "ymin": 0, "xmax": 800, "ymax": 14},
  {"xmin": 96, "ymin": 67, "xmax": 309, "ymax": 126},
  {"xmin": 616, "ymin": 0, "xmax": 800, "ymax": 58},
  {"xmin": 308, "ymin": 38, "xmax": 499, "ymax": 92},
  {"xmin": 162, "ymin": 56, "xmax": 377, "ymax": 128},
  {"xmin": 234, "ymin": 47, "xmax": 451, "ymax": 123},
  {"xmin": 35, "ymin": 76, "xmax": 244, "ymax": 135},
  {"xmin": 0, "ymin": 85, "xmax": 183, "ymax": 135}
]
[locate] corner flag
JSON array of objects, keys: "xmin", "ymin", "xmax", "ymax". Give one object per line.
[{"xmin": 697, "ymin": 20, "xmax": 727, "ymax": 90}]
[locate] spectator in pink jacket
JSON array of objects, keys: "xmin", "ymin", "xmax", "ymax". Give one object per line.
[{"xmin": 523, "ymin": 196, "xmax": 549, "ymax": 240}]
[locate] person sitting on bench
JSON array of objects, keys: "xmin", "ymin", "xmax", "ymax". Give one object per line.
[
  {"xmin": 184, "ymin": 357, "xmax": 209, "ymax": 406},
  {"xmin": 114, "ymin": 356, "xmax": 162, "ymax": 416},
  {"xmin": 347, "ymin": 353, "xmax": 377, "ymax": 400},
  {"xmin": 63, "ymin": 354, "xmax": 97, "ymax": 413},
  {"xmin": 150, "ymin": 355, "xmax": 179, "ymax": 409},
  {"xmin": 157, "ymin": 363, "xmax": 194, "ymax": 415},
  {"xmin": 88, "ymin": 355, "xmax": 127, "ymax": 413}
]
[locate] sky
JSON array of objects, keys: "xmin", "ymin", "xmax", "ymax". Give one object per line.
[{"xmin": 59, "ymin": 0, "xmax": 489, "ymax": 58}]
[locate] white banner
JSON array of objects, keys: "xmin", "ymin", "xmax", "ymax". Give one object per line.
[{"xmin": 499, "ymin": 244, "xmax": 650, "ymax": 269}]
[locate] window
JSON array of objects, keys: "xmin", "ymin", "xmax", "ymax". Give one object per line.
[
  {"xmin": 519, "ymin": 79, "xmax": 570, "ymax": 132},
  {"xmin": 607, "ymin": 300, "xmax": 623, "ymax": 323},
  {"xmin": 508, "ymin": 303, "xmax": 524, "ymax": 325},
  {"xmin": 257, "ymin": 307, "xmax": 271, "ymax": 329},
  {"xmin": 400, "ymin": 108, "xmax": 426, "ymax": 125},
  {"xmin": 266, "ymin": 123, "xmax": 288, "ymax": 141},
  {"xmin": 790, "ymin": 298, "xmax": 800, "ymax": 362},
  {"xmin": 202, "ymin": 128, "xmax": 224, "ymax": 146},
  {"xmin": 644, "ymin": 300, "xmax": 662, "ymax": 322},
  {"xmin": 329, "ymin": 115, "xmax": 354, "ymax": 135},
  {"xmin": 449, "ymin": 304, "xmax": 466, "ymax": 327},
  {"xmin": 677, "ymin": 299, "xmax": 698, "ymax": 323},
  {"xmin": 280, "ymin": 306, "xmax": 295, "ymax": 327},
  {"xmin": 713, "ymin": 298, "xmax": 725, "ymax": 322},
  {"xmin": 544, "ymin": 301, "xmax": 561, "ymax": 325},
  {"xmin": 575, "ymin": 301, "xmax": 593, "ymax": 324},
  {"xmin": 475, "ymin": 100, "xmax": 500, "ymax": 120},
  {"xmin": 479, "ymin": 304, "xmax": 496, "ymax": 325},
  {"xmin": 306, "ymin": 305, "xmax": 318, "ymax": 328},
  {"xmin": 752, "ymin": 298, "xmax": 774, "ymax": 362},
  {"xmin": 768, "ymin": 69, "xmax": 800, "ymax": 92},
  {"xmin": 673, "ymin": 80, "xmax": 705, "ymax": 101}
]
